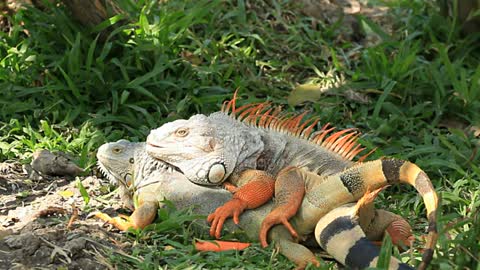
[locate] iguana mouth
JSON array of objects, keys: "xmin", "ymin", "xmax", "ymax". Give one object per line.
[
  {"xmin": 97, "ymin": 160, "xmax": 126, "ymax": 186},
  {"xmin": 165, "ymin": 162, "xmax": 183, "ymax": 174},
  {"xmin": 146, "ymin": 141, "xmax": 163, "ymax": 148},
  {"xmin": 145, "ymin": 142, "xmax": 183, "ymax": 173}
]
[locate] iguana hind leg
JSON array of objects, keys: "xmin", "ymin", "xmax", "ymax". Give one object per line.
[
  {"xmin": 380, "ymin": 211, "xmax": 415, "ymax": 250},
  {"xmin": 260, "ymin": 166, "xmax": 305, "ymax": 247},
  {"xmin": 268, "ymin": 193, "xmax": 414, "ymax": 270},
  {"xmin": 269, "ymin": 226, "xmax": 321, "ymax": 270},
  {"xmin": 353, "ymin": 186, "xmax": 414, "ymax": 250}
]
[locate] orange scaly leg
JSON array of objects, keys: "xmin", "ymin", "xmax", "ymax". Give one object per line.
[
  {"xmin": 207, "ymin": 170, "xmax": 275, "ymax": 239},
  {"xmin": 259, "ymin": 166, "xmax": 305, "ymax": 247},
  {"xmin": 195, "ymin": 240, "xmax": 251, "ymax": 252}
]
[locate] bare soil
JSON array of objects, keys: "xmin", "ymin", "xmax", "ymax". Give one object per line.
[{"xmin": 0, "ymin": 162, "xmax": 129, "ymax": 270}]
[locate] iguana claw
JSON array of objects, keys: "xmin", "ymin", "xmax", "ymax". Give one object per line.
[
  {"xmin": 207, "ymin": 171, "xmax": 276, "ymax": 238},
  {"xmin": 207, "ymin": 198, "xmax": 248, "ymax": 238},
  {"xmin": 259, "ymin": 210, "xmax": 299, "ymax": 247},
  {"xmin": 386, "ymin": 219, "xmax": 415, "ymax": 250},
  {"xmin": 94, "ymin": 212, "xmax": 134, "ymax": 231}
]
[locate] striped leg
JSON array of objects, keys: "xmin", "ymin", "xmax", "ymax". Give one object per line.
[
  {"xmin": 306, "ymin": 158, "xmax": 438, "ymax": 269},
  {"xmin": 354, "ymin": 187, "xmax": 414, "ymax": 250}
]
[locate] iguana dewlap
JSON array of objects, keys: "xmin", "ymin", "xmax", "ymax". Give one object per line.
[
  {"xmin": 145, "ymin": 96, "xmax": 439, "ymax": 270},
  {"xmin": 96, "ymin": 140, "xmax": 415, "ymax": 269}
]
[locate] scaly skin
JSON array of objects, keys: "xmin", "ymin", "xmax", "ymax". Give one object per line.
[
  {"xmin": 96, "ymin": 140, "xmax": 415, "ymax": 269},
  {"xmin": 145, "ymin": 97, "xmax": 439, "ymax": 270},
  {"xmin": 145, "ymin": 107, "xmax": 359, "ymax": 241}
]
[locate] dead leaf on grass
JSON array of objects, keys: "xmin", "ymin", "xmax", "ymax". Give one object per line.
[
  {"xmin": 288, "ymin": 71, "xmax": 346, "ymax": 106},
  {"xmin": 468, "ymin": 125, "xmax": 480, "ymax": 137},
  {"xmin": 180, "ymin": 50, "xmax": 202, "ymax": 66},
  {"xmin": 67, "ymin": 204, "xmax": 79, "ymax": 230},
  {"xmin": 288, "ymin": 83, "xmax": 326, "ymax": 106},
  {"xmin": 58, "ymin": 190, "xmax": 74, "ymax": 199}
]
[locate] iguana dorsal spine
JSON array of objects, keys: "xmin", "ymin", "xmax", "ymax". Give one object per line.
[{"xmin": 221, "ymin": 95, "xmax": 372, "ymax": 162}]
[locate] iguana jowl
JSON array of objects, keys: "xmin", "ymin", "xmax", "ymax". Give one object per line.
[
  {"xmin": 96, "ymin": 140, "xmax": 415, "ymax": 269},
  {"xmin": 146, "ymin": 96, "xmax": 439, "ymax": 270}
]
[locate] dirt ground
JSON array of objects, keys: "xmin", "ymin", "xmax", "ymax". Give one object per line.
[{"xmin": 0, "ymin": 162, "xmax": 129, "ymax": 270}]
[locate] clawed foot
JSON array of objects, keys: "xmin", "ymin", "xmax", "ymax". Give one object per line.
[
  {"xmin": 259, "ymin": 209, "xmax": 299, "ymax": 247},
  {"xmin": 386, "ymin": 219, "xmax": 415, "ymax": 251},
  {"xmin": 94, "ymin": 212, "xmax": 134, "ymax": 231},
  {"xmin": 207, "ymin": 198, "xmax": 248, "ymax": 238},
  {"xmin": 353, "ymin": 185, "xmax": 389, "ymax": 216},
  {"xmin": 293, "ymin": 258, "xmax": 321, "ymax": 270}
]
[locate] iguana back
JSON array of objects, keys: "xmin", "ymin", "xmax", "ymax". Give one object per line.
[{"xmin": 146, "ymin": 98, "xmax": 369, "ymax": 185}]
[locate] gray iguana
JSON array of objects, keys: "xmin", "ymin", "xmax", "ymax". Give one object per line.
[
  {"xmin": 96, "ymin": 139, "xmax": 415, "ymax": 269},
  {"xmin": 145, "ymin": 96, "xmax": 439, "ymax": 270}
]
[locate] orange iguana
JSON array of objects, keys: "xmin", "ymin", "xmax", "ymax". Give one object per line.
[
  {"xmin": 96, "ymin": 139, "xmax": 415, "ymax": 269},
  {"xmin": 145, "ymin": 95, "xmax": 439, "ymax": 270}
]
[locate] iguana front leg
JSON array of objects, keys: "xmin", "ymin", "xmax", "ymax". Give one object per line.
[
  {"xmin": 208, "ymin": 166, "xmax": 307, "ymax": 244},
  {"xmin": 207, "ymin": 169, "xmax": 275, "ymax": 238},
  {"xmin": 95, "ymin": 199, "xmax": 158, "ymax": 230}
]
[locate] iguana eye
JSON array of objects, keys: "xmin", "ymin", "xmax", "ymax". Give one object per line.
[
  {"xmin": 113, "ymin": 147, "xmax": 122, "ymax": 153},
  {"xmin": 175, "ymin": 128, "xmax": 189, "ymax": 137}
]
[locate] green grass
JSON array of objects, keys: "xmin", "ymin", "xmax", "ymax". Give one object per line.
[{"xmin": 1, "ymin": 0, "xmax": 479, "ymax": 269}]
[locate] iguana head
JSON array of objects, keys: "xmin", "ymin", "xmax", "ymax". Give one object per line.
[
  {"xmin": 97, "ymin": 139, "xmax": 140, "ymax": 189},
  {"xmin": 146, "ymin": 112, "xmax": 264, "ymax": 186}
]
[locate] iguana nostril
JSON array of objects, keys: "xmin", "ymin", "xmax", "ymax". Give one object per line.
[{"xmin": 208, "ymin": 163, "xmax": 226, "ymax": 184}]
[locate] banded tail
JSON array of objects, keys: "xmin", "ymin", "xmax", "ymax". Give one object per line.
[
  {"xmin": 331, "ymin": 158, "xmax": 439, "ymax": 269},
  {"xmin": 381, "ymin": 159, "xmax": 438, "ymax": 270},
  {"xmin": 315, "ymin": 204, "xmax": 414, "ymax": 270}
]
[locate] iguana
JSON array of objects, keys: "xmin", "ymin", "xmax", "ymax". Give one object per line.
[
  {"xmin": 96, "ymin": 139, "xmax": 415, "ymax": 269},
  {"xmin": 145, "ymin": 96, "xmax": 439, "ymax": 270}
]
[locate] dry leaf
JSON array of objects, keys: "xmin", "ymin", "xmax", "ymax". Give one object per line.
[
  {"xmin": 164, "ymin": 245, "xmax": 175, "ymax": 251},
  {"xmin": 180, "ymin": 50, "xmax": 202, "ymax": 66},
  {"xmin": 288, "ymin": 83, "xmax": 325, "ymax": 106},
  {"xmin": 58, "ymin": 190, "xmax": 75, "ymax": 198}
]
